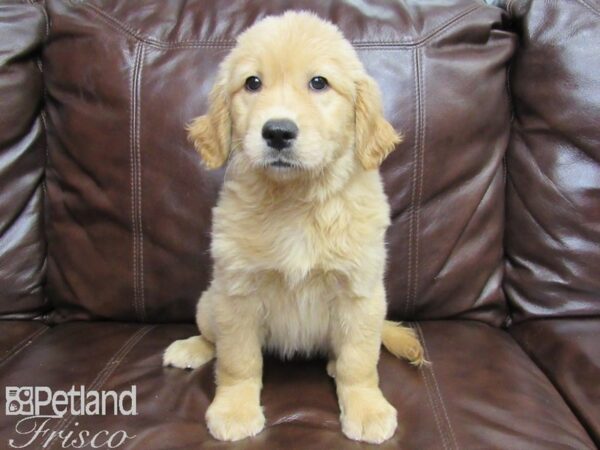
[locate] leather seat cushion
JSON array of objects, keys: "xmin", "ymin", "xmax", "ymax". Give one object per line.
[
  {"xmin": 511, "ymin": 319, "xmax": 600, "ymax": 447},
  {"xmin": 0, "ymin": 320, "xmax": 593, "ymax": 449},
  {"xmin": 0, "ymin": 321, "xmax": 48, "ymax": 363}
]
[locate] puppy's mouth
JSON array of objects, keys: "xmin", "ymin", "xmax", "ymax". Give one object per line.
[
  {"xmin": 265, "ymin": 159, "xmax": 301, "ymax": 170},
  {"xmin": 270, "ymin": 160, "xmax": 293, "ymax": 168}
]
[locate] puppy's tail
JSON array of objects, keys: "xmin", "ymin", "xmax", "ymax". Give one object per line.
[{"xmin": 382, "ymin": 320, "xmax": 428, "ymax": 366}]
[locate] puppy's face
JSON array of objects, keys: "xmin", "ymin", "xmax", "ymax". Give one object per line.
[
  {"xmin": 188, "ymin": 12, "xmax": 400, "ymax": 181},
  {"xmin": 229, "ymin": 35, "xmax": 355, "ymax": 179}
]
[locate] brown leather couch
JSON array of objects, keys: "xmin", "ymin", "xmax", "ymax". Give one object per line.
[{"xmin": 1, "ymin": 1, "xmax": 598, "ymax": 449}]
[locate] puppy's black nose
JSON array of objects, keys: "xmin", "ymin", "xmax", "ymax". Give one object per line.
[{"xmin": 262, "ymin": 119, "xmax": 298, "ymax": 150}]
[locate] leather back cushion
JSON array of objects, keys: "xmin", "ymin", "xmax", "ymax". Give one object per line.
[
  {"xmin": 0, "ymin": 2, "xmax": 47, "ymax": 318},
  {"xmin": 44, "ymin": 0, "xmax": 515, "ymax": 324},
  {"xmin": 505, "ymin": 0, "xmax": 600, "ymax": 322}
]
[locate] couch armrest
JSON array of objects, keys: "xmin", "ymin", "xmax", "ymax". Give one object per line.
[{"xmin": 0, "ymin": 1, "xmax": 48, "ymax": 318}]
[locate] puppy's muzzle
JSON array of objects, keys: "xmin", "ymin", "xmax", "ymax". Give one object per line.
[{"xmin": 262, "ymin": 119, "xmax": 298, "ymax": 151}]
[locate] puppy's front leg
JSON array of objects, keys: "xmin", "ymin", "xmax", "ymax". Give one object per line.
[
  {"xmin": 206, "ymin": 295, "xmax": 265, "ymax": 441},
  {"xmin": 332, "ymin": 287, "xmax": 397, "ymax": 444}
]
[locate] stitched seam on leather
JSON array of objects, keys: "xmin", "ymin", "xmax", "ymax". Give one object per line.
[
  {"xmin": 45, "ymin": 326, "xmax": 154, "ymax": 450},
  {"xmin": 39, "ymin": 2, "xmax": 50, "ymax": 292},
  {"xmin": 130, "ymin": 42, "xmax": 144, "ymax": 321},
  {"xmin": 0, "ymin": 326, "xmax": 48, "ymax": 365},
  {"xmin": 417, "ymin": 324, "xmax": 460, "ymax": 450},
  {"xmin": 41, "ymin": 0, "xmax": 50, "ymax": 39},
  {"xmin": 136, "ymin": 45, "xmax": 146, "ymax": 322},
  {"xmin": 81, "ymin": 3, "xmax": 481, "ymax": 49},
  {"xmin": 33, "ymin": 0, "xmax": 50, "ymax": 278},
  {"xmin": 39, "ymin": 110, "xmax": 49, "ymax": 242},
  {"xmin": 427, "ymin": 346, "xmax": 459, "ymax": 449},
  {"xmin": 40, "ymin": 112, "xmax": 49, "ymax": 178},
  {"xmin": 415, "ymin": 324, "xmax": 449, "ymax": 450},
  {"xmin": 24, "ymin": 0, "xmax": 49, "ymax": 224},
  {"xmin": 46, "ymin": 326, "xmax": 153, "ymax": 449},
  {"xmin": 405, "ymin": 48, "xmax": 425, "ymax": 318},
  {"xmin": 577, "ymin": 0, "xmax": 600, "ymax": 17},
  {"xmin": 355, "ymin": 6, "xmax": 483, "ymax": 48},
  {"xmin": 130, "ymin": 43, "xmax": 138, "ymax": 320},
  {"xmin": 412, "ymin": 48, "xmax": 426, "ymax": 316},
  {"xmin": 404, "ymin": 49, "xmax": 418, "ymax": 319},
  {"xmin": 28, "ymin": 0, "xmax": 50, "ymax": 39}
]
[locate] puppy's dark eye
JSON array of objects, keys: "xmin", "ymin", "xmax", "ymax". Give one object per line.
[
  {"xmin": 309, "ymin": 76, "xmax": 328, "ymax": 91},
  {"xmin": 245, "ymin": 76, "xmax": 262, "ymax": 92}
]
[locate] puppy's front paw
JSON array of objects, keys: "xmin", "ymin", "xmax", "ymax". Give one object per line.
[
  {"xmin": 163, "ymin": 336, "xmax": 215, "ymax": 369},
  {"xmin": 206, "ymin": 397, "xmax": 265, "ymax": 441},
  {"xmin": 340, "ymin": 388, "xmax": 397, "ymax": 444}
]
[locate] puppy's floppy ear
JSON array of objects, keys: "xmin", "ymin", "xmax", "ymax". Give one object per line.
[
  {"xmin": 354, "ymin": 76, "xmax": 402, "ymax": 170},
  {"xmin": 187, "ymin": 77, "xmax": 231, "ymax": 169}
]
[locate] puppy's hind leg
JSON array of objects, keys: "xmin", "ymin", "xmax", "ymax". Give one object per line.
[
  {"xmin": 163, "ymin": 288, "xmax": 218, "ymax": 370},
  {"xmin": 381, "ymin": 321, "xmax": 427, "ymax": 366},
  {"xmin": 163, "ymin": 335, "xmax": 215, "ymax": 369}
]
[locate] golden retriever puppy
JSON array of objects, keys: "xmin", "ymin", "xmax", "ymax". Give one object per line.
[{"xmin": 163, "ymin": 11, "xmax": 424, "ymax": 444}]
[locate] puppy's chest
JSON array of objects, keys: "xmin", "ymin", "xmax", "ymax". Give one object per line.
[
  {"xmin": 244, "ymin": 206, "xmax": 358, "ymax": 282},
  {"xmin": 261, "ymin": 272, "xmax": 336, "ymax": 358}
]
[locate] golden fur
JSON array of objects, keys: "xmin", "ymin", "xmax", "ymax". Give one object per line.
[{"xmin": 164, "ymin": 12, "xmax": 424, "ymax": 444}]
